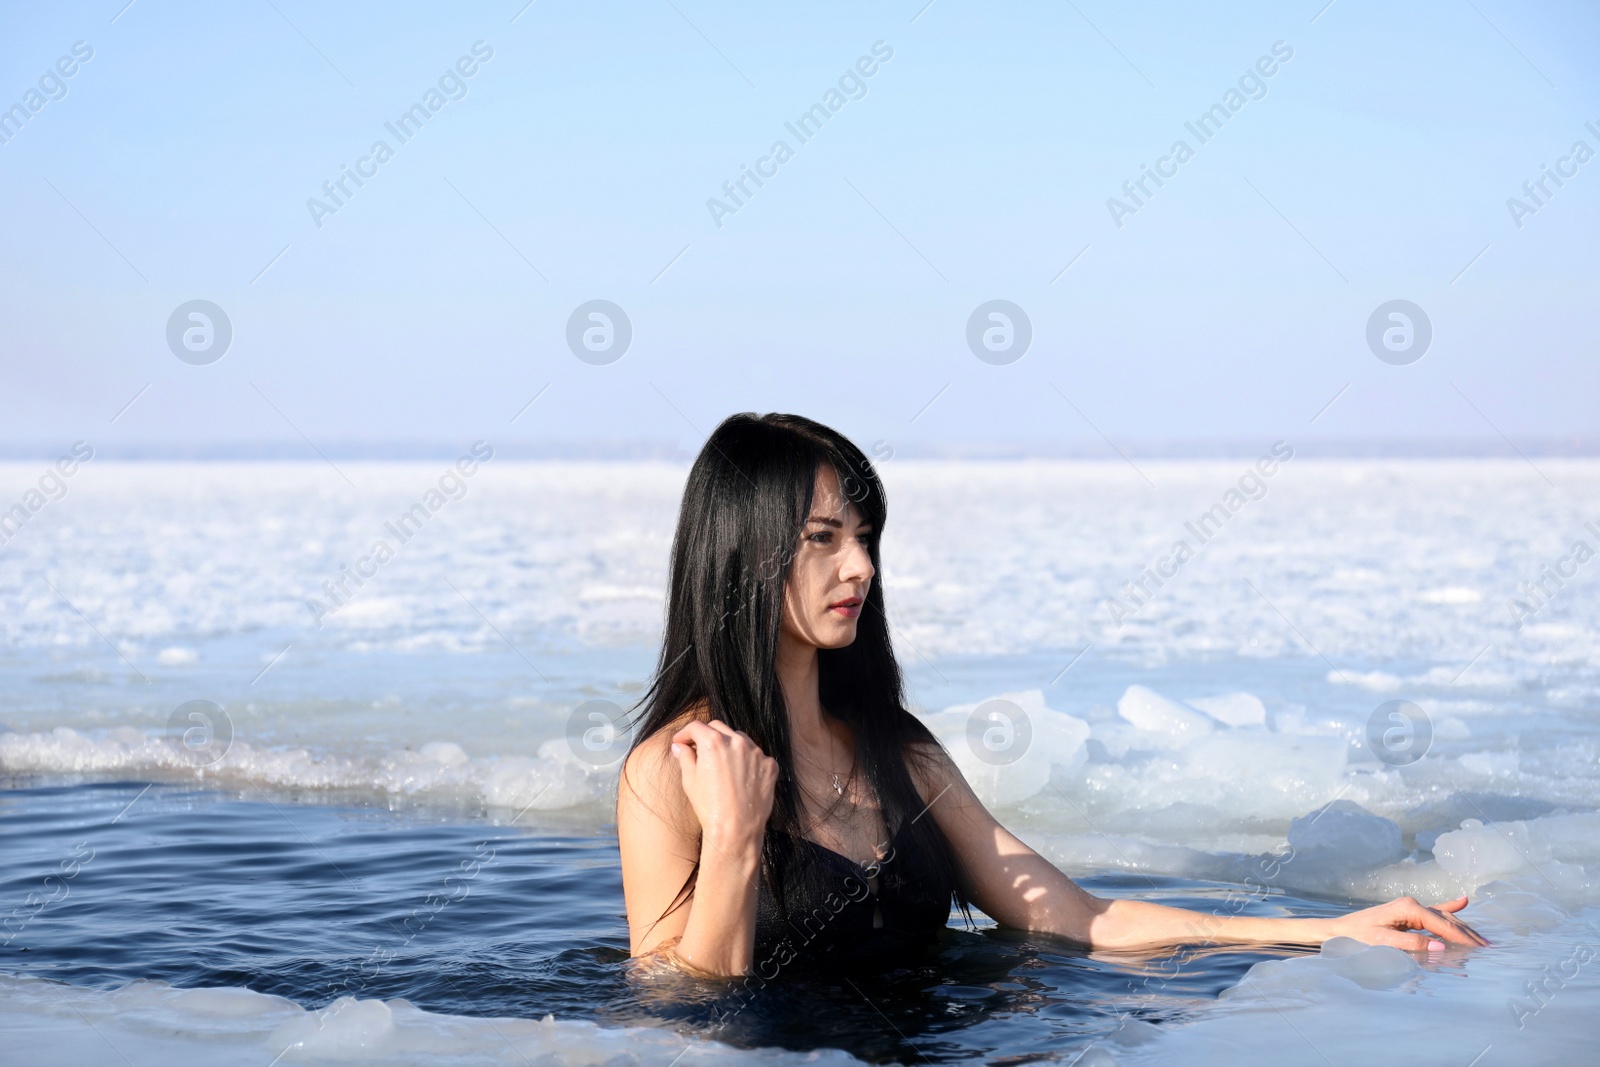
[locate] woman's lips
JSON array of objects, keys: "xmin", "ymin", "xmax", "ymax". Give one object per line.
[{"xmin": 828, "ymin": 598, "xmax": 861, "ymax": 618}]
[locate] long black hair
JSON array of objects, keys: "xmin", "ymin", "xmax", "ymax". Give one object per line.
[{"xmin": 626, "ymin": 412, "xmax": 968, "ymax": 930}]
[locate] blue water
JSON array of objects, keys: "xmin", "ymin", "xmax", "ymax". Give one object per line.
[{"xmin": 0, "ymin": 778, "xmax": 1343, "ymax": 1064}]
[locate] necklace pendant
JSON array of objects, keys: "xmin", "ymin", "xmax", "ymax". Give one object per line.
[{"xmin": 831, "ymin": 773, "xmax": 843, "ymax": 797}]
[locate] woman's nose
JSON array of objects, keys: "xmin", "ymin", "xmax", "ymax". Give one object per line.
[{"xmin": 841, "ymin": 541, "xmax": 875, "ymax": 583}]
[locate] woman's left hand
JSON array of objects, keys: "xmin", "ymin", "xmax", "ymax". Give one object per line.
[{"xmin": 1324, "ymin": 894, "xmax": 1490, "ymax": 950}]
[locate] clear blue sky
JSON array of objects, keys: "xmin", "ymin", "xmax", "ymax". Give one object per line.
[{"xmin": 2, "ymin": 0, "xmax": 1596, "ymax": 455}]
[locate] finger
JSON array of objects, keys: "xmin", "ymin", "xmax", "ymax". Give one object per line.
[
  {"xmin": 669, "ymin": 741, "xmax": 697, "ymax": 770},
  {"xmin": 704, "ymin": 720, "xmax": 764, "ymax": 754},
  {"xmin": 1417, "ymin": 904, "xmax": 1487, "ymax": 946},
  {"xmin": 1373, "ymin": 928, "xmax": 1442, "ymax": 952},
  {"xmin": 1404, "ymin": 903, "xmax": 1483, "ymax": 947},
  {"xmin": 672, "ymin": 721, "xmax": 719, "ymax": 747},
  {"xmin": 1433, "ymin": 911, "xmax": 1490, "ymax": 946},
  {"xmin": 1426, "ymin": 897, "xmax": 1490, "ymax": 943}
]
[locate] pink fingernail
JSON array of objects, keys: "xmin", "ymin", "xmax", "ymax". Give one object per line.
[{"xmin": 1428, "ymin": 940, "xmax": 1445, "ymax": 951}]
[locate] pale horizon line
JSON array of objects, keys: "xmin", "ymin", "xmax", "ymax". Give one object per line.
[{"xmin": 1, "ymin": 436, "xmax": 1596, "ymax": 461}]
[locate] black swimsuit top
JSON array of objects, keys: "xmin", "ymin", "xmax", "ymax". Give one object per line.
[{"xmin": 750, "ymin": 818, "xmax": 955, "ymax": 974}]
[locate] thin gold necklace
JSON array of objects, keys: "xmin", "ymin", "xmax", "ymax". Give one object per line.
[{"xmin": 793, "ymin": 739, "xmax": 853, "ymax": 797}]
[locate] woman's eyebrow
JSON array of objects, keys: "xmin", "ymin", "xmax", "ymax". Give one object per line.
[{"xmin": 805, "ymin": 515, "xmax": 872, "ymax": 531}]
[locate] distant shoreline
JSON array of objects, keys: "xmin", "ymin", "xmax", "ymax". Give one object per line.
[{"xmin": 0, "ymin": 438, "xmax": 1594, "ymax": 461}]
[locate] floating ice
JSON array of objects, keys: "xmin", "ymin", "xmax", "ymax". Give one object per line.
[
  {"xmin": 1434, "ymin": 817, "xmax": 1540, "ymax": 880},
  {"xmin": 1429, "ymin": 813, "xmax": 1600, "ymax": 905},
  {"xmin": 1078, "ymin": 700, "xmax": 1347, "ymax": 825},
  {"xmin": 1184, "ymin": 692, "xmax": 1266, "ymax": 728},
  {"xmin": 1115, "ymin": 685, "xmax": 1215, "ymax": 748},
  {"xmin": 1121, "ymin": 910, "xmax": 1600, "ymax": 1066},
  {"xmin": 1286, "ymin": 800, "xmax": 1405, "ymax": 870},
  {"xmin": 1220, "ymin": 937, "xmax": 1420, "ymax": 999},
  {"xmin": 272, "ymin": 996, "xmax": 397, "ymax": 1053},
  {"xmin": 0, "ymin": 973, "xmax": 865, "ymax": 1066},
  {"xmin": 919, "ymin": 689, "xmax": 1090, "ymax": 808},
  {"xmin": 0, "ymin": 726, "xmax": 612, "ymax": 814}
]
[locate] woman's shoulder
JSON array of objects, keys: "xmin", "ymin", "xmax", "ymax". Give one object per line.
[
  {"xmin": 619, "ymin": 701, "xmax": 711, "ymax": 813},
  {"xmin": 628, "ymin": 701, "xmax": 711, "ymax": 760}
]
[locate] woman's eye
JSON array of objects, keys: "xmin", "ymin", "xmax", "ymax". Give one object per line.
[{"xmin": 804, "ymin": 529, "xmax": 870, "ymax": 545}]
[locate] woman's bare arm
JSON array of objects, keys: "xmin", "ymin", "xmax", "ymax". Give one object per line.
[
  {"xmin": 908, "ymin": 741, "xmax": 1487, "ymax": 952},
  {"xmin": 617, "ymin": 717, "xmax": 777, "ymax": 977}
]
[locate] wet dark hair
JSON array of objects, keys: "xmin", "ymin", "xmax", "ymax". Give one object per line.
[{"xmin": 625, "ymin": 412, "xmax": 968, "ymax": 934}]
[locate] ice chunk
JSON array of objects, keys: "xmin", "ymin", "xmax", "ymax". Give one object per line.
[
  {"xmin": 417, "ymin": 740, "xmax": 469, "ymax": 767},
  {"xmin": 1269, "ymin": 703, "xmax": 1308, "ymax": 733},
  {"xmin": 0, "ymin": 972, "xmax": 868, "ymax": 1066},
  {"xmin": 1534, "ymin": 812, "xmax": 1600, "ymax": 863},
  {"xmin": 1434, "ymin": 818, "xmax": 1543, "ymax": 880},
  {"xmin": 1316, "ymin": 937, "xmax": 1422, "ymax": 989},
  {"xmin": 1330, "ymin": 670, "xmax": 1405, "ymax": 691},
  {"xmin": 1222, "ymin": 937, "xmax": 1420, "ymax": 1001},
  {"xmin": 166, "ymin": 985, "xmax": 291, "ymax": 1017},
  {"xmin": 1457, "ymin": 750, "xmax": 1520, "ymax": 777},
  {"xmin": 920, "ymin": 689, "xmax": 1091, "ymax": 808},
  {"xmin": 1186, "ymin": 692, "xmax": 1267, "ymax": 727},
  {"xmin": 1287, "ymin": 800, "xmax": 1405, "ymax": 869},
  {"xmin": 1182, "ymin": 733, "xmax": 1348, "ymax": 820},
  {"xmin": 271, "ymin": 996, "xmax": 395, "ymax": 1052},
  {"xmin": 1116, "ymin": 685, "xmax": 1215, "ymax": 748},
  {"xmin": 484, "ymin": 755, "xmax": 593, "ymax": 810}
]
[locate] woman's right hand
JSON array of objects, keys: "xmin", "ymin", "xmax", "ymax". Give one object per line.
[{"xmin": 670, "ymin": 720, "xmax": 778, "ymax": 849}]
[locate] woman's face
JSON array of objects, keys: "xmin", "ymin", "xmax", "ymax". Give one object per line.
[{"xmin": 780, "ymin": 464, "xmax": 875, "ymax": 650}]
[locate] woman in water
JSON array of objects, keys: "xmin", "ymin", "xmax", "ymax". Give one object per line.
[{"xmin": 618, "ymin": 413, "xmax": 1487, "ymax": 978}]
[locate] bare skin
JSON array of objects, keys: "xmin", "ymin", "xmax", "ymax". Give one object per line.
[{"xmin": 617, "ymin": 466, "xmax": 1488, "ymax": 978}]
